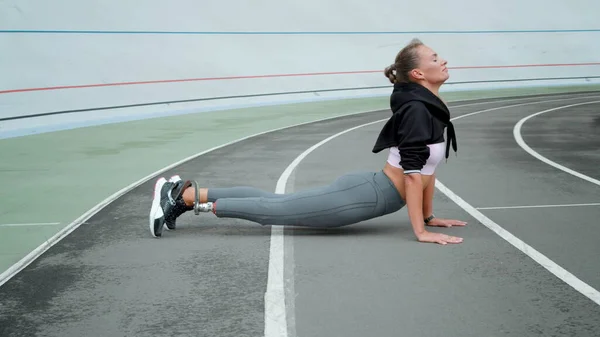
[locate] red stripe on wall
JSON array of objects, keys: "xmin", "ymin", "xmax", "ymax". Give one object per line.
[{"xmin": 1, "ymin": 62, "xmax": 599, "ymax": 95}]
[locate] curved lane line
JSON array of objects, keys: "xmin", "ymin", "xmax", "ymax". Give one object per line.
[
  {"xmin": 266, "ymin": 94, "xmax": 600, "ymax": 336},
  {"xmin": 513, "ymin": 101, "xmax": 600, "ymax": 187},
  {"xmin": 0, "ymin": 108, "xmax": 386, "ymax": 288}
]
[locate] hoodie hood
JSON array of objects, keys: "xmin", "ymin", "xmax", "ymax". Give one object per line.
[
  {"xmin": 390, "ymin": 82, "xmax": 450, "ymax": 121},
  {"xmin": 390, "ymin": 82, "xmax": 457, "ymax": 158}
]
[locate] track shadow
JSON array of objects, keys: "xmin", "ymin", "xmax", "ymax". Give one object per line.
[{"xmin": 168, "ymin": 219, "xmax": 411, "ymax": 238}]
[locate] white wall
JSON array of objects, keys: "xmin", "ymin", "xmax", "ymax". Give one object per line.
[{"xmin": 1, "ymin": 0, "xmax": 599, "ymax": 124}]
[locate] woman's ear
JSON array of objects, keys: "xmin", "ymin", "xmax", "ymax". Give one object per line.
[{"xmin": 410, "ymin": 68, "xmax": 424, "ymax": 81}]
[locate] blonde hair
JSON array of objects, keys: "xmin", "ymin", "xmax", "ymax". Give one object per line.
[{"xmin": 384, "ymin": 38, "xmax": 424, "ymax": 84}]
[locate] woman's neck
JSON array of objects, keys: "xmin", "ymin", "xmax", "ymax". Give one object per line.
[{"xmin": 418, "ymin": 81, "xmax": 442, "ymax": 98}]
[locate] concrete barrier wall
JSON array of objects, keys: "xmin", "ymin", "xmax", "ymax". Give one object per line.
[{"xmin": 1, "ymin": 0, "xmax": 599, "ymax": 123}]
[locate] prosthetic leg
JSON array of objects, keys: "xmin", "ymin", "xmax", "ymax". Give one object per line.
[{"xmin": 163, "ymin": 175, "xmax": 202, "ymax": 230}]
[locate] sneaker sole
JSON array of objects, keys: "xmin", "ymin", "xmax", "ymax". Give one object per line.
[{"xmin": 149, "ymin": 177, "xmax": 167, "ymax": 238}]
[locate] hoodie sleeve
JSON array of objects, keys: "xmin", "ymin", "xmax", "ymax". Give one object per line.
[{"xmin": 395, "ymin": 101, "xmax": 432, "ymax": 174}]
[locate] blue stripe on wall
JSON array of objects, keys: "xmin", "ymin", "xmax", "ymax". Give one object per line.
[{"xmin": 1, "ymin": 29, "xmax": 600, "ymax": 35}]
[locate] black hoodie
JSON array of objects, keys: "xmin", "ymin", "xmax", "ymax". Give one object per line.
[{"xmin": 372, "ymin": 82, "xmax": 457, "ymax": 172}]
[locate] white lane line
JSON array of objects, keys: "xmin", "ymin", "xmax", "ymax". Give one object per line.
[
  {"xmin": 477, "ymin": 203, "xmax": 600, "ymax": 210},
  {"xmin": 267, "ymin": 119, "xmax": 387, "ymax": 337},
  {"xmin": 513, "ymin": 100, "xmax": 600, "ymax": 187},
  {"xmin": 265, "ymin": 96, "xmax": 598, "ymax": 337},
  {"xmin": 0, "ymin": 222, "xmax": 60, "ymax": 227},
  {"xmin": 264, "ymin": 94, "xmax": 600, "ymax": 337},
  {"xmin": 446, "ymin": 92, "xmax": 596, "ymax": 109},
  {"xmin": 451, "ymin": 95, "xmax": 600, "ymax": 122},
  {"xmin": 435, "ymin": 180, "xmax": 600, "ymax": 305},
  {"xmin": 441, "ymin": 98, "xmax": 600, "ymax": 306}
]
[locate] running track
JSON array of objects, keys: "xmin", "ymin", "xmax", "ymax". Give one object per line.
[{"xmin": 1, "ymin": 92, "xmax": 599, "ymax": 337}]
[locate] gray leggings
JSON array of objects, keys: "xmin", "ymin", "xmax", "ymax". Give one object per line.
[{"xmin": 208, "ymin": 171, "xmax": 406, "ymax": 228}]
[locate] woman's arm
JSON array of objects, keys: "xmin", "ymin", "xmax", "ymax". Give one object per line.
[
  {"xmin": 405, "ymin": 173, "xmax": 462, "ymax": 244},
  {"xmin": 422, "ymin": 173, "xmax": 469, "ymax": 229},
  {"xmin": 422, "ymin": 173, "xmax": 435, "ymax": 219},
  {"xmin": 405, "ymin": 173, "xmax": 425, "ymax": 237},
  {"xmin": 393, "ymin": 102, "xmax": 463, "ymax": 244}
]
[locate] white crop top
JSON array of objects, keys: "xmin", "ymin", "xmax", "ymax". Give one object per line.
[{"xmin": 387, "ymin": 142, "xmax": 446, "ymax": 175}]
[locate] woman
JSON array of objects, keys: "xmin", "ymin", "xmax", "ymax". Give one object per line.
[{"xmin": 149, "ymin": 38, "xmax": 467, "ymax": 245}]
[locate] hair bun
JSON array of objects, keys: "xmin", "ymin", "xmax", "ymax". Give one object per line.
[{"xmin": 384, "ymin": 64, "xmax": 397, "ymax": 84}]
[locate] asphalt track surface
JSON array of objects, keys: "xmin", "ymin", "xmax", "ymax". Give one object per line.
[{"xmin": 1, "ymin": 92, "xmax": 600, "ymax": 337}]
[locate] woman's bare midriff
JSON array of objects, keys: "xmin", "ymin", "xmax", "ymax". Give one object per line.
[{"xmin": 382, "ymin": 163, "xmax": 433, "ymax": 200}]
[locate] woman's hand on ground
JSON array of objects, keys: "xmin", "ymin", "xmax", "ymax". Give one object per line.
[
  {"xmin": 427, "ymin": 217, "xmax": 467, "ymax": 228},
  {"xmin": 417, "ymin": 231, "xmax": 463, "ymax": 245}
]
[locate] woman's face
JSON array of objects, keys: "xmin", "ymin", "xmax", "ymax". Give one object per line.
[{"xmin": 411, "ymin": 45, "xmax": 449, "ymax": 85}]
